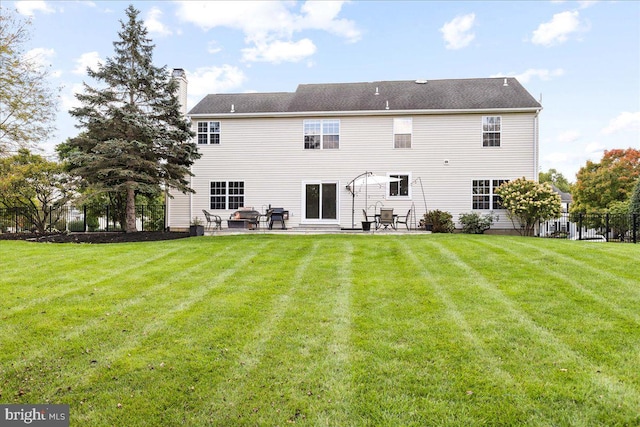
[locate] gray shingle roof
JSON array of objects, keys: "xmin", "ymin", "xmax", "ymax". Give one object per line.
[{"xmin": 188, "ymin": 77, "xmax": 541, "ymax": 115}]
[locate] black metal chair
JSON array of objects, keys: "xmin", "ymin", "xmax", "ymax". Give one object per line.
[
  {"xmin": 396, "ymin": 209, "xmax": 411, "ymax": 230},
  {"xmin": 202, "ymin": 209, "xmax": 222, "ymax": 231}
]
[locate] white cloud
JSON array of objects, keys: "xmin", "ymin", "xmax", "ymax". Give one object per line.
[
  {"xmin": 175, "ymin": 1, "xmax": 360, "ymax": 63},
  {"xmin": 185, "ymin": 65, "xmax": 247, "ymax": 107},
  {"xmin": 23, "ymin": 47, "xmax": 55, "ymax": 68},
  {"xmin": 531, "ymin": 11, "xmax": 584, "ymax": 46},
  {"xmin": 242, "ymin": 38, "xmax": 317, "ymax": 63},
  {"xmin": 145, "ymin": 7, "xmax": 173, "ymax": 37},
  {"xmin": 491, "ymin": 68, "xmax": 565, "ymax": 84},
  {"xmin": 72, "ymin": 51, "xmax": 102, "ymax": 75},
  {"xmin": 207, "ymin": 40, "xmax": 222, "ymax": 55},
  {"xmin": 440, "ymin": 13, "xmax": 476, "ymax": 50},
  {"xmin": 601, "ymin": 111, "xmax": 640, "ymax": 135},
  {"xmin": 298, "ymin": 1, "xmax": 361, "ymax": 43},
  {"xmin": 15, "ymin": 0, "xmax": 55, "ymax": 16},
  {"xmin": 556, "ymin": 130, "xmax": 581, "ymax": 144},
  {"xmin": 61, "ymin": 83, "xmax": 85, "ymax": 113}
]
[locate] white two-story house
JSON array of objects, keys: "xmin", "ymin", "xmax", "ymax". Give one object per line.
[{"xmin": 168, "ymin": 72, "xmax": 542, "ymax": 232}]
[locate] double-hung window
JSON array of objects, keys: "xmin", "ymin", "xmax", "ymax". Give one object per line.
[
  {"xmin": 482, "ymin": 116, "xmax": 501, "ymax": 147},
  {"xmin": 198, "ymin": 121, "xmax": 220, "ymax": 145},
  {"xmin": 210, "ymin": 181, "xmax": 244, "ymax": 210},
  {"xmin": 389, "ymin": 174, "xmax": 410, "ymax": 198},
  {"xmin": 472, "ymin": 179, "xmax": 508, "ymax": 210},
  {"xmin": 304, "ymin": 119, "xmax": 339, "ymax": 149},
  {"xmin": 393, "ymin": 118, "xmax": 412, "ymax": 148}
]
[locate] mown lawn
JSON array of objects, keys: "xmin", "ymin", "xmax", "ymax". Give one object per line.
[{"xmin": 0, "ymin": 234, "xmax": 639, "ymax": 426}]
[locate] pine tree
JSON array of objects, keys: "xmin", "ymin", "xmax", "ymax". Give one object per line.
[{"xmin": 67, "ymin": 5, "xmax": 199, "ymax": 232}]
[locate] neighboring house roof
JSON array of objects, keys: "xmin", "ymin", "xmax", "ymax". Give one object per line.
[
  {"xmin": 189, "ymin": 77, "xmax": 542, "ymax": 116},
  {"xmin": 552, "ymin": 185, "xmax": 573, "ymax": 204}
]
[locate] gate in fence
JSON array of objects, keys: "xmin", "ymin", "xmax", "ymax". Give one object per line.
[
  {"xmin": 540, "ymin": 212, "xmax": 638, "ymax": 243},
  {"xmin": 0, "ymin": 205, "xmax": 166, "ymax": 233}
]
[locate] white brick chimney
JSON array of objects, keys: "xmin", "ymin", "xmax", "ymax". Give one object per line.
[{"xmin": 172, "ymin": 68, "xmax": 188, "ymax": 116}]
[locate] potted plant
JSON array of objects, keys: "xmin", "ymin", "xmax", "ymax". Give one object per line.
[{"xmin": 189, "ymin": 217, "xmax": 204, "ymax": 236}]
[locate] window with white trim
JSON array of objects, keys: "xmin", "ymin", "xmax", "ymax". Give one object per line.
[
  {"xmin": 482, "ymin": 116, "xmax": 501, "ymax": 147},
  {"xmin": 393, "ymin": 118, "xmax": 412, "ymax": 148},
  {"xmin": 472, "ymin": 179, "xmax": 508, "ymax": 210},
  {"xmin": 389, "ymin": 174, "xmax": 410, "ymax": 198},
  {"xmin": 304, "ymin": 119, "xmax": 339, "ymax": 149},
  {"xmin": 210, "ymin": 181, "xmax": 244, "ymax": 210},
  {"xmin": 198, "ymin": 121, "xmax": 220, "ymax": 145}
]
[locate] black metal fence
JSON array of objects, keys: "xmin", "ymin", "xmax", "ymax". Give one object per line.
[
  {"xmin": 540, "ymin": 212, "xmax": 638, "ymax": 243},
  {"xmin": 0, "ymin": 205, "xmax": 166, "ymax": 233}
]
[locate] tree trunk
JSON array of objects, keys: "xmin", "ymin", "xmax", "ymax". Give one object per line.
[{"xmin": 125, "ymin": 183, "xmax": 137, "ymax": 233}]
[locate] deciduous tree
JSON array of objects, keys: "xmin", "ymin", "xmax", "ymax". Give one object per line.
[
  {"xmin": 571, "ymin": 148, "xmax": 640, "ymax": 213},
  {"xmin": 0, "ymin": 8, "xmax": 58, "ymax": 155},
  {"xmin": 630, "ymin": 178, "xmax": 640, "ymax": 214},
  {"xmin": 539, "ymin": 168, "xmax": 571, "ymax": 193},
  {"xmin": 66, "ymin": 5, "xmax": 199, "ymax": 232},
  {"xmin": 496, "ymin": 178, "xmax": 562, "ymax": 236},
  {"xmin": 0, "ymin": 149, "xmax": 76, "ymax": 233}
]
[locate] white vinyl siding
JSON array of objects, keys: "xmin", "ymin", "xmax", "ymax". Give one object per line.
[{"xmin": 169, "ymin": 112, "xmax": 537, "ymax": 230}]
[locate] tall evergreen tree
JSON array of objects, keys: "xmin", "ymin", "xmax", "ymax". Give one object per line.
[{"xmin": 67, "ymin": 5, "xmax": 199, "ymax": 232}]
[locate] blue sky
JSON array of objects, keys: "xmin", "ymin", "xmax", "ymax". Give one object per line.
[{"xmin": 12, "ymin": 0, "xmax": 640, "ymax": 180}]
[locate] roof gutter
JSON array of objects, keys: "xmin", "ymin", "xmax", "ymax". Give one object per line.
[{"xmin": 188, "ymin": 107, "xmax": 543, "ymax": 119}]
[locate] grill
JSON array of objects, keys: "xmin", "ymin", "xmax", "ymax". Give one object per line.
[{"xmin": 267, "ymin": 208, "xmax": 289, "ymax": 229}]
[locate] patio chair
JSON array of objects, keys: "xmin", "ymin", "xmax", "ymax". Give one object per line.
[
  {"xmin": 202, "ymin": 209, "xmax": 222, "ymax": 231},
  {"xmin": 378, "ymin": 208, "xmax": 396, "ymax": 230},
  {"xmin": 396, "ymin": 209, "xmax": 411, "ymax": 230}
]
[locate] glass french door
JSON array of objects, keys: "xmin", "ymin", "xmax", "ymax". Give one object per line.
[{"xmin": 304, "ymin": 182, "xmax": 337, "ymax": 221}]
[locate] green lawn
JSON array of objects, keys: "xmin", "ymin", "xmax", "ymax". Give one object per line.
[{"xmin": 1, "ymin": 234, "xmax": 639, "ymax": 426}]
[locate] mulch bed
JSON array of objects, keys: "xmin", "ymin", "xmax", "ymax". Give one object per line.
[{"xmin": 0, "ymin": 231, "xmax": 190, "ymax": 244}]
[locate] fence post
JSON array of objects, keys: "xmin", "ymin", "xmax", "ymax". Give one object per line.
[
  {"xmin": 83, "ymin": 205, "xmax": 87, "ymax": 232},
  {"xmin": 163, "ymin": 204, "xmax": 167, "ymax": 232},
  {"xmin": 141, "ymin": 205, "xmax": 145, "ymax": 232},
  {"xmin": 605, "ymin": 213, "xmax": 610, "ymax": 242},
  {"xmin": 49, "ymin": 205, "xmax": 53, "ymax": 232},
  {"xmin": 578, "ymin": 213, "xmax": 583, "ymax": 241},
  {"xmin": 634, "ymin": 213, "xmax": 638, "ymax": 244},
  {"xmin": 106, "ymin": 205, "xmax": 110, "ymax": 232}
]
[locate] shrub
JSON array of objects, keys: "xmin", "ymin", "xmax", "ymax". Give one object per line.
[
  {"xmin": 459, "ymin": 212, "xmax": 495, "ymax": 234},
  {"xmin": 68, "ymin": 219, "xmax": 85, "ymax": 232},
  {"xmin": 496, "ymin": 178, "xmax": 562, "ymax": 236},
  {"xmin": 423, "ymin": 210, "xmax": 455, "ymax": 233}
]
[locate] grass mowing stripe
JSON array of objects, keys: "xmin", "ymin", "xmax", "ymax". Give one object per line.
[
  {"xmin": 0, "ymin": 243, "xmax": 187, "ymax": 314},
  {"xmin": 202, "ymin": 240, "xmax": 322, "ymax": 424},
  {"xmin": 474, "ymin": 238, "xmax": 640, "ymax": 327},
  {"xmin": 431, "ymin": 237, "xmax": 640, "ymax": 423},
  {"xmin": 508, "ymin": 238, "xmax": 640, "ymax": 293},
  {"xmin": 12, "ymin": 240, "xmax": 272, "ymax": 408},
  {"xmin": 398, "ymin": 240, "xmax": 544, "ymax": 426}
]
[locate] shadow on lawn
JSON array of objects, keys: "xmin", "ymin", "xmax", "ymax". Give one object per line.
[{"xmin": 0, "ymin": 231, "xmax": 190, "ymax": 244}]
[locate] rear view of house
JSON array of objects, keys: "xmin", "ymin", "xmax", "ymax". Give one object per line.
[{"xmin": 168, "ymin": 75, "xmax": 542, "ymax": 231}]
